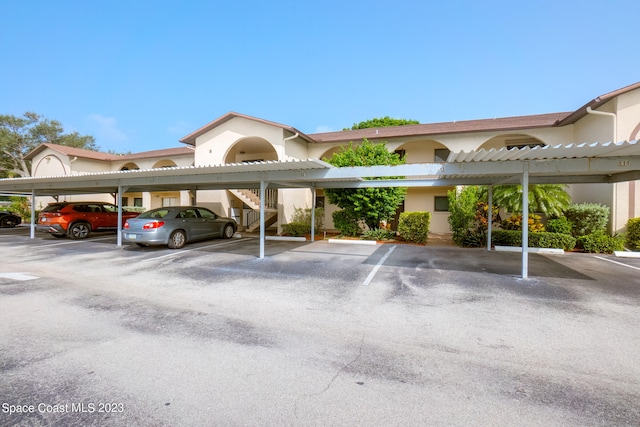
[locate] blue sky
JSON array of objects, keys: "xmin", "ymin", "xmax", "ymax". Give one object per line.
[{"xmin": 1, "ymin": 1, "xmax": 638, "ymax": 153}]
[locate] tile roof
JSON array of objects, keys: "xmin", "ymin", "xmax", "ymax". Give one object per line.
[
  {"xmin": 179, "ymin": 112, "xmax": 316, "ymax": 145},
  {"xmin": 25, "ymin": 143, "xmax": 193, "ymax": 161},
  {"xmin": 307, "ymin": 112, "xmax": 571, "ymax": 143},
  {"xmin": 557, "ymin": 81, "xmax": 640, "ymax": 126}
]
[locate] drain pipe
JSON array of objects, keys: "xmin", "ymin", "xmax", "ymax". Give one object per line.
[
  {"xmin": 586, "ymin": 106, "xmax": 618, "ymax": 232},
  {"xmin": 586, "ymin": 106, "xmax": 616, "ymax": 144}
]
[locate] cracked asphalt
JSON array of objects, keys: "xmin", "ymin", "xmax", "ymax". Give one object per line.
[{"xmin": 1, "ymin": 227, "xmax": 639, "ymax": 426}]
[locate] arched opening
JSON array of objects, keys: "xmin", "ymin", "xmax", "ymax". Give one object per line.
[
  {"xmin": 478, "ymin": 134, "xmax": 546, "ymax": 151},
  {"xmin": 395, "ymin": 139, "xmax": 451, "ymax": 163},
  {"xmin": 318, "ymin": 146, "xmax": 342, "ymax": 162},
  {"xmin": 120, "ymin": 162, "xmax": 140, "ymax": 171},
  {"xmin": 152, "ymin": 159, "xmax": 178, "ymax": 168},
  {"xmin": 224, "ymin": 137, "xmax": 278, "ymax": 164}
]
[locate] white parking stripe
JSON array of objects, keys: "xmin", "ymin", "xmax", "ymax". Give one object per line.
[
  {"xmin": 140, "ymin": 238, "xmax": 252, "ymax": 262},
  {"xmin": 594, "ymin": 256, "xmax": 640, "ymax": 272},
  {"xmin": 362, "ymin": 245, "xmax": 396, "ymax": 286},
  {"xmin": 0, "ymin": 272, "xmax": 39, "ymax": 281}
]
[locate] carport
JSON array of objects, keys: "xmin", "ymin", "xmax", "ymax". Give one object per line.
[{"xmin": 1, "ymin": 140, "xmax": 639, "ymax": 279}]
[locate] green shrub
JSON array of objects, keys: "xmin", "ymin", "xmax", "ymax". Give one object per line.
[
  {"xmin": 398, "ymin": 211, "xmax": 431, "ymax": 244},
  {"xmin": 332, "ymin": 210, "xmax": 361, "ymax": 236},
  {"xmin": 577, "ymin": 231, "xmax": 625, "ymax": 254},
  {"xmin": 546, "ymin": 216, "xmax": 572, "ymax": 235},
  {"xmin": 564, "ymin": 203, "xmax": 609, "ymax": 237},
  {"xmin": 448, "ymin": 186, "xmax": 481, "ymax": 246},
  {"xmin": 492, "ymin": 230, "xmax": 576, "ymax": 251},
  {"xmin": 282, "ymin": 207, "xmax": 324, "ymax": 236},
  {"xmin": 362, "ymin": 228, "xmax": 397, "ymax": 241},
  {"xmin": 626, "ymin": 217, "xmax": 640, "ymax": 250},
  {"xmin": 281, "ymin": 222, "xmax": 310, "ymax": 237}
]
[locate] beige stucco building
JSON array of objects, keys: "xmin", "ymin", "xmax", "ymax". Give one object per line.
[{"xmin": 26, "ymin": 82, "xmax": 640, "ymax": 234}]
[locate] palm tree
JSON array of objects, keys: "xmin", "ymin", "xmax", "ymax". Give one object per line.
[{"xmin": 491, "ymin": 184, "xmax": 571, "ymax": 217}]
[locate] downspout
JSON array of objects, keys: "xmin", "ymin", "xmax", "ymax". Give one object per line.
[
  {"xmin": 586, "ymin": 106, "xmax": 618, "ymax": 232},
  {"xmin": 281, "ymin": 132, "xmax": 299, "ymax": 235},
  {"xmin": 282, "ymin": 132, "xmax": 299, "ymax": 160},
  {"xmin": 586, "ymin": 106, "xmax": 617, "ymax": 144}
]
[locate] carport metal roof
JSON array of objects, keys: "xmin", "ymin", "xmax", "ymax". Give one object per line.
[{"xmin": 1, "ymin": 140, "xmax": 640, "ymax": 279}]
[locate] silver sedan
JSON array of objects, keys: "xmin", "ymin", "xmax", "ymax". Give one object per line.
[{"xmin": 123, "ymin": 206, "xmax": 237, "ymax": 249}]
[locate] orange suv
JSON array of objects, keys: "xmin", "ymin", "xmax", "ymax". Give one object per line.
[{"xmin": 37, "ymin": 202, "xmax": 139, "ymax": 239}]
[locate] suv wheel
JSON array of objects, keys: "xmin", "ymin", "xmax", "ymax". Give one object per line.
[
  {"xmin": 69, "ymin": 222, "xmax": 91, "ymax": 239},
  {"xmin": 0, "ymin": 217, "xmax": 17, "ymax": 228}
]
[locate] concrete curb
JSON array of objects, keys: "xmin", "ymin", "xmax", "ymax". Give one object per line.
[
  {"xmin": 614, "ymin": 250, "xmax": 640, "ymax": 258},
  {"xmin": 328, "ymin": 238, "xmax": 377, "ymax": 246},
  {"xmin": 495, "ymin": 246, "xmax": 564, "ymax": 255},
  {"xmin": 266, "ymin": 236, "xmax": 307, "ymax": 242}
]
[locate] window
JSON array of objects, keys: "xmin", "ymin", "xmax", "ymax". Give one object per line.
[
  {"xmin": 134, "ymin": 198, "xmax": 143, "ymax": 207},
  {"xmin": 434, "ymin": 148, "xmax": 451, "ymax": 163},
  {"xmin": 434, "ymin": 196, "xmax": 449, "ymax": 212},
  {"xmin": 315, "ymin": 196, "xmax": 325, "ymax": 209},
  {"xmin": 394, "ymin": 149, "xmax": 406, "ymax": 160},
  {"xmin": 162, "ymin": 197, "xmax": 178, "ymax": 207}
]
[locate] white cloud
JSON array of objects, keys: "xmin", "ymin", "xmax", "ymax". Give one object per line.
[
  {"xmin": 86, "ymin": 114, "xmax": 129, "ymax": 144},
  {"xmin": 314, "ymin": 125, "xmax": 333, "ymax": 133}
]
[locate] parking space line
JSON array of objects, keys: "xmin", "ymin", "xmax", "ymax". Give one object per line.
[
  {"xmin": 22, "ymin": 236, "xmax": 117, "ymax": 247},
  {"xmin": 140, "ymin": 238, "xmax": 253, "ymax": 262},
  {"xmin": 594, "ymin": 255, "xmax": 640, "ymax": 272},
  {"xmin": 362, "ymin": 245, "xmax": 396, "ymax": 286},
  {"xmin": 0, "ymin": 272, "xmax": 40, "ymax": 281}
]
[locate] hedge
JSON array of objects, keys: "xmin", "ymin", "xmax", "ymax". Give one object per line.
[
  {"xmin": 626, "ymin": 217, "xmax": 640, "ymax": 250},
  {"xmin": 398, "ymin": 211, "xmax": 431, "ymax": 244},
  {"xmin": 491, "ymin": 230, "xmax": 576, "ymax": 251}
]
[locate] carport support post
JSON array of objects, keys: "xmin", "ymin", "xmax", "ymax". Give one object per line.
[
  {"xmin": 116, "ymin": 185, "xmax": 124, "ymax": 247},
  {"xmin": 259, "ymin": 180, "xmax": 267, "ymax": 259},
  {"xmin": 521, "ymin": 162, "xmax": 529, "ymax": 279},
  {"xmin": 487, "ymin": 185, "xmax": 493, "ymax": 251},
  {"xmin": 310, "ymin": 186, "xmax": 316, "ymax": 243},
  {"xmin": 30, "ymin": 189, "xmax": 37, "ymax": 239}
]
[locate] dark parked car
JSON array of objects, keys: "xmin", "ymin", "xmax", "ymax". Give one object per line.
[
  {"xmin": 37, "ymin": 202, "xmax": 139, "ymax": 239},
  {"xmin": 0, "ymin": 210, "xmax": 21, "ymax": 228},
  {"xmin": 123, "ymin": 206, "xmax": 237, "ymax": 249}
]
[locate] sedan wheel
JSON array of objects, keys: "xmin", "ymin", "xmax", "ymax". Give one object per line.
[
  {"xmin": 69, "ymin": 222, "xmax": 91, "ymax": 239},
  {"xmin": 168, "ymin": 230, "xmax": 187, "ymax": 249},
  {"xmin": 222, "ymin": 223, "xmax": 235, "ymax": 239}
]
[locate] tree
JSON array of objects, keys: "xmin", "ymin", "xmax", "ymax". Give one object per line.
[
  {"xmin": 491, "ymin": 184, "xmax": 571, "ymax": 217},
  {"xmin": 0, "ymin": 112, "xmax": 97, "ymax": 177},
  {"xmin": 346, "ymin": 116, "xmax": 419, "ymax": 130},
  {"xmin": 324, "ymin": 138, "xmax": 406, "ymax": 233}
]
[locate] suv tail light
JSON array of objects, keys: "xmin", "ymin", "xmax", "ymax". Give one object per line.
[{"xmin": 143, "ymin": 221, "xmax": 165, "ymax": 229}]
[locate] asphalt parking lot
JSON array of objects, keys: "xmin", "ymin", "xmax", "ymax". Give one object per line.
[{"xmin": 1, "ymin": 226, "xmax": 639, "ymax": 426}]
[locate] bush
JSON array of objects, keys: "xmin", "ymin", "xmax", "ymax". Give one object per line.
[
  {"xmin": 398, "ymin": 211, "xmax": 431, "ymax": 244},
  {"xmin": 564, "ymin": 203, "xmax": 609, "ymax": 237},
  {"xmin": 626, "ymin": 217, "xmax": 640, "ymax": 250},
  {"xmin": 447, "ymin": 186, "xmax": 482, "ymax": 246},
  {"xmin": 332, "ymin": 210, "xmax": 361, "ymax": 236},
  {"xmin": 362, "ymin": 228, "xmax": 397, "ymax": 241},
  {"xmin": 501, "ymin": 214, "xmax": 545, "ymax": 232},
  {"xmin": 577, "ymin": 231, "xmax": 625, "ymax": 254},
  {"xmin": 282, "ymin": 207, "xmax": 324, "ymax": 236},
  {"xmin": 281, "ymin": 222, "xmax": 310, "ymax": 237},
  {"xmin": 491, "ymin": 230, "xmax": 576, "ymax": 251},
  {"xmin": 545, "ymin": 216, "xmax": 572, "ymax": 235}
]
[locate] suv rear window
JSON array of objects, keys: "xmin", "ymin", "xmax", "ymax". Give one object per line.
[{"xmin": 41, "ymin": 203, "xmax": 68, "ymax": 213}]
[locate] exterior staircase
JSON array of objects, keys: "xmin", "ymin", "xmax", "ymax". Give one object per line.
[{"xmin": 229, "ymin": 189, "xmax": 278, "ymax": 232}]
